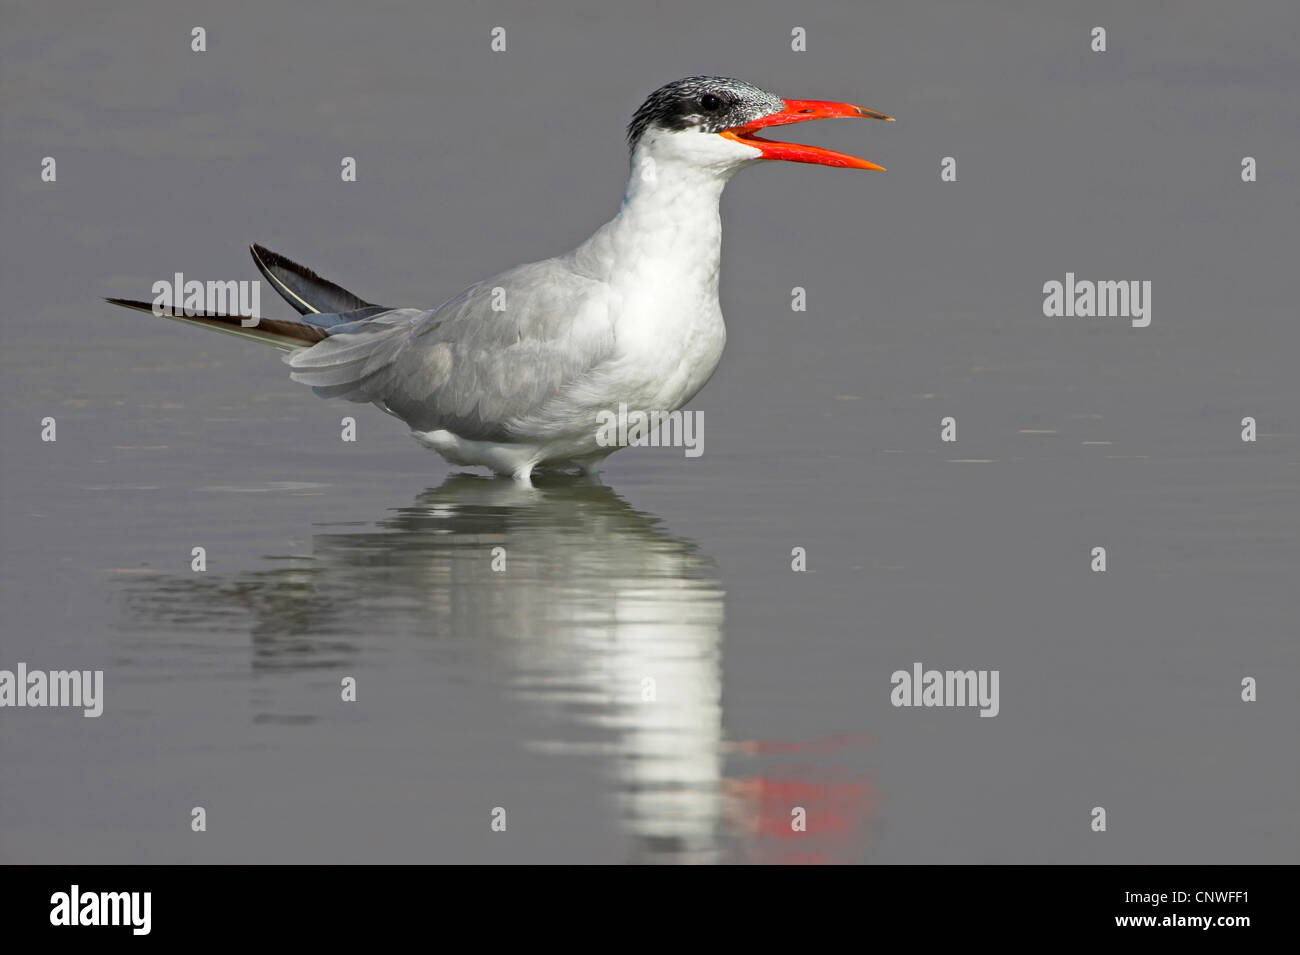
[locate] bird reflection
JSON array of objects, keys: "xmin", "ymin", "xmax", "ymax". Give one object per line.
[
  {"xmin": 120, "ymin": 474, "xmax": 726, "ymax": 862},
  {"xmin": 118, "ymin": 474, "xmax": 876, "ymax": 863}
]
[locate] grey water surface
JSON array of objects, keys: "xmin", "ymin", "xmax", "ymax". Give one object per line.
[{"xmin": 1, "ymin": 0, "xmax": 1297, "ymax": 863}]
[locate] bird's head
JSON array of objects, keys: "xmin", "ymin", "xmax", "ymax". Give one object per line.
[{"xmin": 626, "ymin": 75, "xmax": 893, "ymax": 175}]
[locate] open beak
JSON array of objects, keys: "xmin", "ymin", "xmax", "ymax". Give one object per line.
[{"xmin": 720, "ymin": 99, "xmax": 894, "ymax": 170}]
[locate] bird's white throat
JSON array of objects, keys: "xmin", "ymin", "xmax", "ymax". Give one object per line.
[{"xmin": 571, "ymin": 128, "xmax": 758, "ymax": 288}]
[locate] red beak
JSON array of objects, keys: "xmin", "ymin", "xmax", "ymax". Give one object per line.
[{"xmin": 719, "ymin": 99, "xmax": 894, "ymax": 170}]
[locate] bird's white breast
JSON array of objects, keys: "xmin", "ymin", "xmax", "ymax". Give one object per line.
[{"xmin": 570, "ymin": 153, "xmax": 735, "ymax": 414}]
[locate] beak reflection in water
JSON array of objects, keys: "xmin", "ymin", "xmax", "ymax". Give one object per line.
[{"xmin": 118, "ymin": 474, "xmax": 875, "ymax": 863}]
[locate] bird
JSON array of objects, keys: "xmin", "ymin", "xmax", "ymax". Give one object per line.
[{"xmin": 107, "ymin": 76, "xmax": 893, "ymax": 484}]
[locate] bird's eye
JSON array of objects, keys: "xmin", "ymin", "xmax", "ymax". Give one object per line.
[{"xmin": 699, "ymin": 93, "xmax": 722, "ymax": 111}]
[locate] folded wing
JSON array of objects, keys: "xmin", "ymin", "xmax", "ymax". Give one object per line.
[{"xmin": 285, "ymin": 259, "xmax": 616, "ymax": 443}]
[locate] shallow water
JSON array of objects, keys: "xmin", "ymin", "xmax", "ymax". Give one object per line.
[{"xmin": 2, "ymin": 1, "xmax": 1297, "ymax": 863}]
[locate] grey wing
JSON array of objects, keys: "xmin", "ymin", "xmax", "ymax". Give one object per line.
[{"xmin": 283, "ymin": 260, "xmax": 616, "ymax": 441}]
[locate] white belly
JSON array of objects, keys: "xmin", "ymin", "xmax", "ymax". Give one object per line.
[
  {"xmin": 410, "ymin": 303, "xmax": 725, "ymax": 482},
  {"xmin": 613, "ymin": 304, "xmax": 727, "ymax": 411}
]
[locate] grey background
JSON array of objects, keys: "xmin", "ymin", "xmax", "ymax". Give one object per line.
[{"xmin": 1, "ymin": 0, "xmax": 1296, "ymax": 863}]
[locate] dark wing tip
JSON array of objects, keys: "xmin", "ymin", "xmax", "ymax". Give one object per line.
[
  {"xmin": 248, "ymin": 242, "xmax": 381, "ymax": 315},
  {"xmin": 250, "ymin": 242, "xmax": 277, "ymax": 267},
  {"xmin": 104, "ymin": 297, "xmax": 157, "ymax": 312},
  {"xmin": 250, "ymin": 243, "xmax": 300, "ymax": 274}
]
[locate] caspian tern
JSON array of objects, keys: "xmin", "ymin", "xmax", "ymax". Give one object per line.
[{"xmin": 108, "ymin": 76, "xmax": 893, "ymax": 483}]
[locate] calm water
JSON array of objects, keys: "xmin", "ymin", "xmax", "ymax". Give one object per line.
[{"xmin": 2, "ymin": 1, "xmax": 1297, "ymax": 863}]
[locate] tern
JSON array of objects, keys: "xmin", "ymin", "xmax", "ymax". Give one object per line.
[{"xmin": 108, "ymin": 76, "xmax": 893, "ymax": 483}]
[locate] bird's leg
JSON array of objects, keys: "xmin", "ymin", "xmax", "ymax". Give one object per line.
[{"xmin": 571, "ymin": 453, "xmax": 608, "ymax": 478}]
